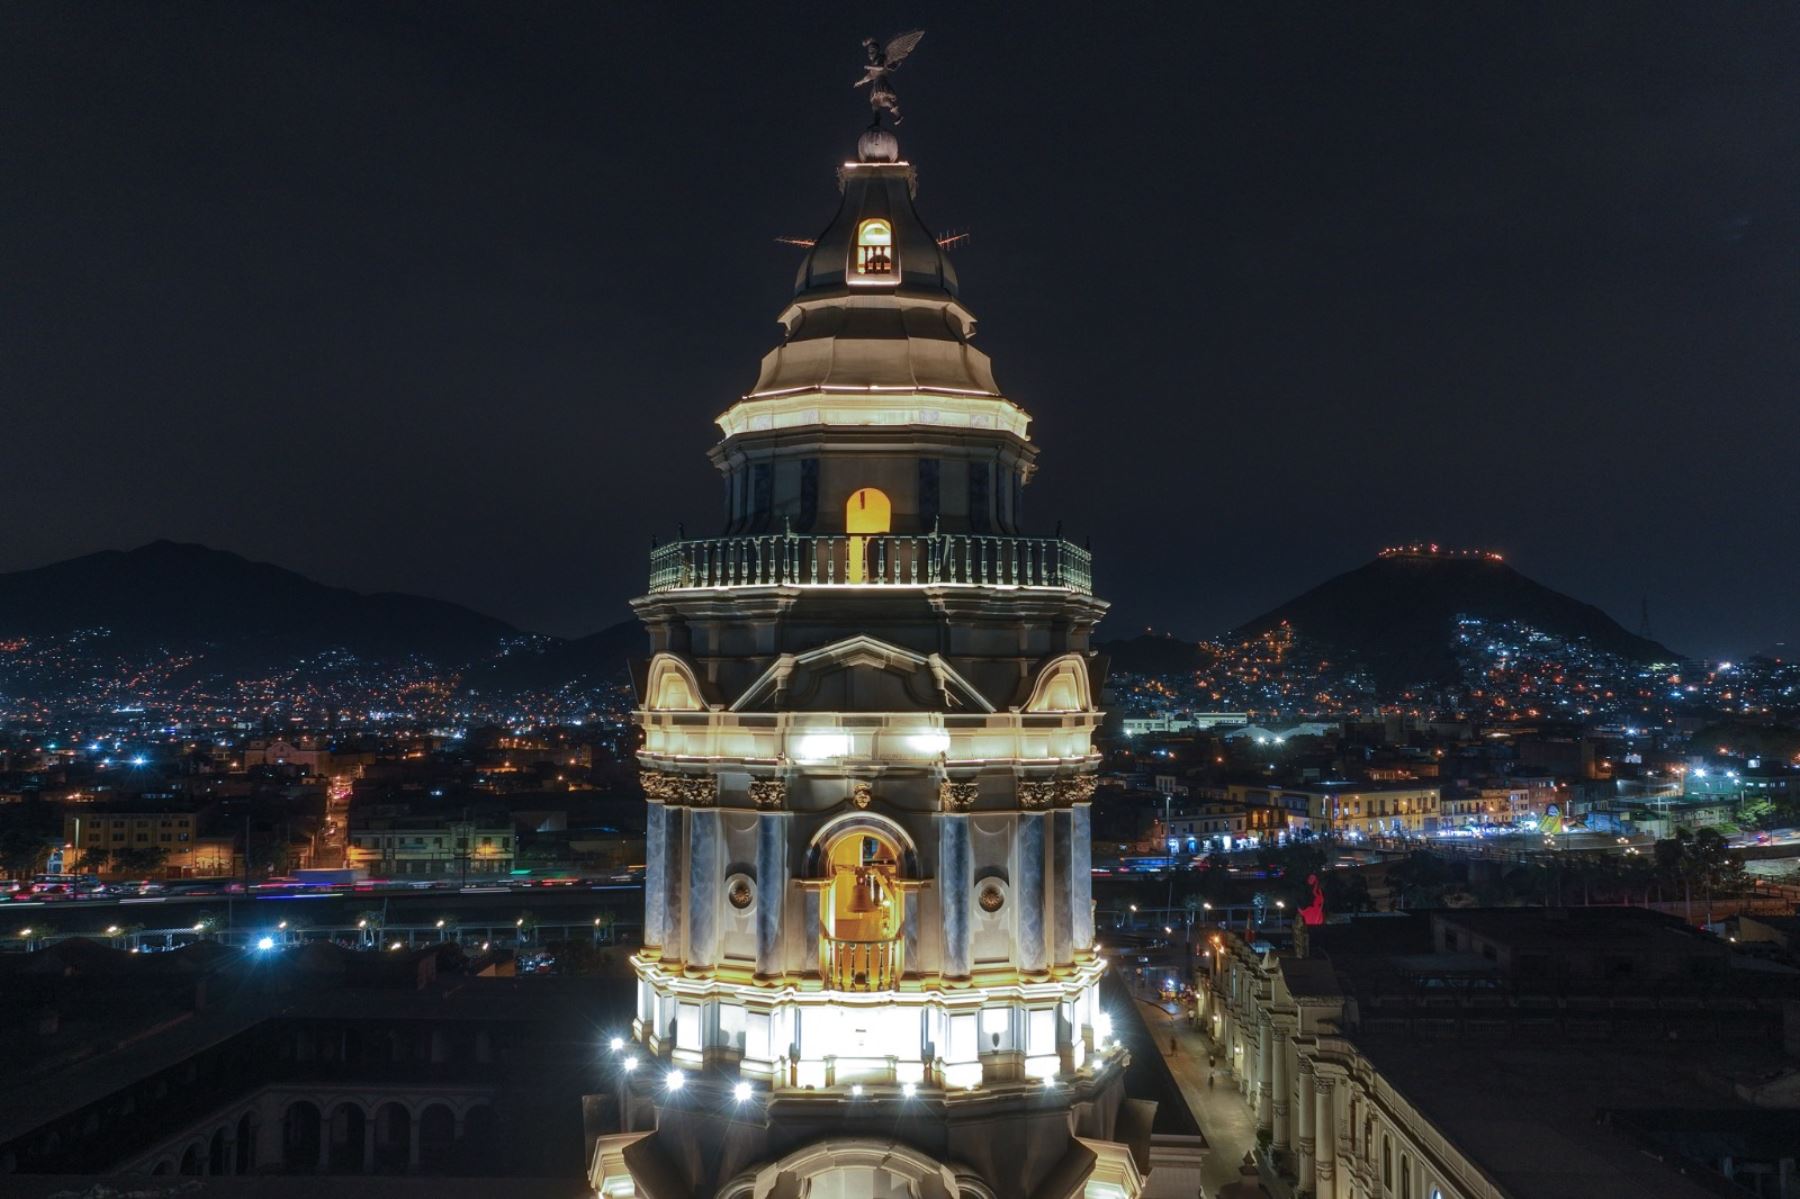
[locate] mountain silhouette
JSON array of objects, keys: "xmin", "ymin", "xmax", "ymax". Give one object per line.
[
  {"xmin": 0, "ymin": 541, "xmax": 517, "ymax": 664},
  {"xmin": 1228, "ymin": 551, "xmax": 1676, "ymax": 687}
]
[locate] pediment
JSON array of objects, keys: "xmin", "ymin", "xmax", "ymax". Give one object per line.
[{"xmin": 730, "ymin": 635, "xmax": 995, "ymax": 714}]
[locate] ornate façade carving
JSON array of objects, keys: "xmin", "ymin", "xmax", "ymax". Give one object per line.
[
  {"xmin": 938, "ymin": 780, "xmax": 978, "ymax": 811},
  {"xmin": 641, "ymin": 770, "xmax": 719, "ymax": 806},
  {"xmin": 1016, "ymin": 774, "xmax": 1099, "ymax": 810},
  {"xmin": 850, "ymin": 779, "xmax": 874, "ymax": 809},
  {"xmin": 749, "ymin": 779, "xmax": 788, "ymax": 810}
]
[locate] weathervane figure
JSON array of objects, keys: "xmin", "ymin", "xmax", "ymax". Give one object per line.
[{"xmin": 855, "ymin": 30, "xmax": 924, "ymax": 128}]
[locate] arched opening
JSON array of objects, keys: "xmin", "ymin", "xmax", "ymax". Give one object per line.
[
  {"xmin": 151, "ymin": 1159, "xmax": 174, "ymax": 1176},
  {"xmin": 207, "ymin": 1128, "xmax": 227, "ymax": 1175},
  {"xmin": 326, "ymin": 1103, "xmax": 366, "ymax": 1173},
  {"xmin": 235, "ymin": 1111, "xmax": 257, "ymax": 1174},
  {"xmin": 854, "ymin": 218, "xmax": 894, "ymax": 276},
  {"xmin": 282, "ymin": 1102, "xmax": 321, "ymax": 1172},
  {"xmin": 459, "ymin": 1105, "xmax": 498, "ymax": 1175},
  {"xmin": 178, "ymin": 1143, "xmax": 201, "ymax": 1176},
  {"xmin": 417, "ymin": 1105, "xmax": 455, "ymax": 1172},
  {"xmin": 844, "ymin": 487, "xmax": 892, "ymax": 584},
  {"xmin": 372, "ymin": 1103, "xmax": 411, "ymax": 1173},
  {"xmin": 819, "ymin": 825, "xmax": 904, "ymax": 990}
]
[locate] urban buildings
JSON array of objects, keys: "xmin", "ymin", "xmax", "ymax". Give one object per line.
[{"xmin": 1197, "ymin": 907, "xmax": 1799, "ymax": 1199}]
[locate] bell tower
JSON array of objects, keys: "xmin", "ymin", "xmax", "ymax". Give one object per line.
[{"xmin": 594, "ymin": 114, "xmax": 1149, "ymax": 1199}]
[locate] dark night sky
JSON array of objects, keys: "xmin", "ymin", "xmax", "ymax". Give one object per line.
[{"xmin": 4, "ymin": 3, "xmax": 1797, "ymax": 658}]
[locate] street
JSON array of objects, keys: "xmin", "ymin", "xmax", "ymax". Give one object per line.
[{"xmin": 1134, "ymin": 993, "xmax": 1259, "ymax": 1198}]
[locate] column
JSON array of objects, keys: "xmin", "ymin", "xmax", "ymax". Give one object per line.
[
  {"xmin": 754, "ymin": 812, "xmax": 787, "ymax": 979},
  {"xmin": 939, "ymin": 813, "xmax": 972, "ymax": 979},
  {"xmin": 686, "ymin": 807, "xmax": 720, "ymax": 973},
  {"xmin": 1017, "ymin": 811, "xmax": 1046, "ymax": 974},
  {"xmin": 1272, "ymin": 1030, "xmax": 1291, "ymax": 1152},
  {"xmin": 362, "ymin": 1115, "xmax": 375, "ymax": 1175},
  {"xmin": 1315, "ymin": 1076, "xmax": 1338, "ymax": 1199},
  {"xmin": 643, "ymin": 803, "xmax": 667, "ymax": 953},
  {"xmin": 408, "ymin": 1119, "xmax": 422, "ymax": 1171},
  {"xmin": 1070, "ymin": 803, "xmax": 1094, "ymax": 953},
  {"xmin": 1050, "ymin": 808, "xmax": 1074, "ymax": 967},
  {"xmin": 1256, "ymin": 1019, "xmax": 1274, "ymax": 1133},
  {"xmin": 1296, "ymin": 1058, "xmax": 1316, "ymax": 1193}
]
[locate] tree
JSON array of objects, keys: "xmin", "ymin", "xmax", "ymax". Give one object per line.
[
  {"xmin": 0, "ymin": 828, "xmax": 50, "ymax": 880},
  {"xmin": 1385, "ymin": 851, "xmax": 1452, "ymax": 910},
  {"xmin": 113, "ymin": 846, "xmax": 170, "ymax": 877},
  {"xmin": 1654, "ymin": 827, "xmax": 1745, "ymax": 924},
  {"xmin": 79, "ymin": 846, "xmax": 114, "ymax": 875}
]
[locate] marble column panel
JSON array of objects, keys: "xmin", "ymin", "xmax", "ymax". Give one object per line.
[
  {"xmin": 643, "ymin": 803, "xmax": 667, "ymax": 951},
  {"xmin": 938, "ymin": 813, "xmax": 972, "ymax": 979},
  {"xmin": 686, "ymin": 807, "xmax": 720, "ymax": 971},
  {"xmin": 1070, "ymin": 803, "xmax": 1094, "ymax": 952},
  {"xmin": 1051, "ymin": 808, "xmax": 1074, "ymax": 967},
  {"xmin": 1017, "ymin": 812, "xmax": 1046, "ymax": 973},
  {"xmin": 754, "ymin": 812, "xmax": 787, "ymax": 978}
]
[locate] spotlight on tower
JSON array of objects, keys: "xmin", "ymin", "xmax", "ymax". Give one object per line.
[
  {"xmin": 622, "ymin": 1056, "xmax": 639, "ymax": 1073},
  {"xmin": 609, "ymin": 1036, "xmax": 626, "ymax": 1053},
  {"xmin": 901, "ymin": 1081, "xmax": 917, "ymax": 1099},
  {"xmin": 733, "ymin": 1081, "xmax": 753, "ymax": 1103},
  {"xmin": 665, "ymin": 1068, "xmax": 685, "ymax": 1091}
]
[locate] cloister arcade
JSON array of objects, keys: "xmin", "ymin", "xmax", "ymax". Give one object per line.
[{"xmin": 125, "ymin": 1089, "xmax": 500, "ymax": 1176}]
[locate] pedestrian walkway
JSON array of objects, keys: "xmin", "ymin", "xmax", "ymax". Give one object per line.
[{"xmin": 1133, "ymin": 995, "xmax": 1260, "ymax": 1198}]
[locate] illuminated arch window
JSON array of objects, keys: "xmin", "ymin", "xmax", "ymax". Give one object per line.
[
  {"xmin": 855, "ymin": 219, "xmax": 893, "ymax": 276},
  {"xmin": 819, "ymin": 824, "xmax": 905, "ymax": 991},
  {"xmin": 844, "ymin": 487, "xmax": 891, "ymax": 584}
]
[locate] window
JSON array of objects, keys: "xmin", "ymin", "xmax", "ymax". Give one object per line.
[
  {"xmin": 1383, "ymin": 1137, "xmax": 1392, "ymax": 1189},
  {"xmin": 855, "ymin": 218, "xmax": 893, "ymax": 275},
  {"xmin": 1402, "ymin": 1154, "xmax": 1412, "ymax": 1199}
]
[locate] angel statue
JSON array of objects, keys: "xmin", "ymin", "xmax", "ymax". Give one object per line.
[{"xmin": 855, "ymin": 30, "xmax": 924, "ymax": 127}]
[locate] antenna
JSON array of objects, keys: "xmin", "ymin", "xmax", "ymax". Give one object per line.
[
  {"xmin": 774, "ymin": 236, "xmax": 817, "ymax": 248},
  {"xmin": 936, "ymin": 228, "xmax": 972, "ymax": 250}
]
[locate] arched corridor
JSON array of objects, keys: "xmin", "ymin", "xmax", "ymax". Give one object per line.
[
  {"xmin": 372, "ymin": 1102, "xmax": 411, "ymax": 1173},
  {"xmin": 326, "ymin": 1103, "xmax": 367, "ymax": 1173},
  {"xmin": 282, "ymin": 1101, "xmax": 321, "ymax": 1172}
]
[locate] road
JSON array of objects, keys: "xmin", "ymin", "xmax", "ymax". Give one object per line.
[
  {"xmin": 1133, "ymin": 991, "xmax": 1259, "ymax": 1198},
  {"xmin": 1, "ymin": 883, "xmax": 645, "ymax": 942}
]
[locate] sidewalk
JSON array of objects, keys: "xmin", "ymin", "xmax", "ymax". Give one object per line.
[{"xmin": 1133, "ymin": 995, "xmax": 1260, "ymax": 1198}]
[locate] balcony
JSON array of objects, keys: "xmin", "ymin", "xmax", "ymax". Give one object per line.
[
  {"xmin": 823, "ymin": 934, "xmax": 904, "ymax": 992},
  {"xmin": 648, "ymin": 532, "xmax": 1092, "ymax": 594}
]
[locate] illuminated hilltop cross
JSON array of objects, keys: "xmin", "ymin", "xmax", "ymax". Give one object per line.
[{"xmin": 588, "ymin": 41, "xmax": 1190, "ymax": 1199}]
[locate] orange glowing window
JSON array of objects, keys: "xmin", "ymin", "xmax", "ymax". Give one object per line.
[{"xmin": 856, "ymin": 219, "xmax": 893, "ymax": 275}]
